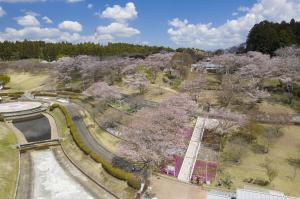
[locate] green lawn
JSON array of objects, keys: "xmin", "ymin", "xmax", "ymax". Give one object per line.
[
  {"xmin": 48, "ymin": 108, "xmax": 69, "ymax": 137},
  {"xmin": 257, "ymin": 101, "xmax": 296, "ymax": 114},
  {"xmin": 0, "ymin": 122, "xmax": 19, "ymax": 199},
  {"xmin": 217, "ymin": 125, "xmax": 300, "ymax": 196},
  {"xmin": 4, "ymin": 70, "xmax": 50, "ymax": 92},
  {"xmin": 206, "ymin": 73, "xmax": 221, "ymax": 85}
]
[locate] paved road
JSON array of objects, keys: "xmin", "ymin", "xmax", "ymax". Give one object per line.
[{"xmin": 66, "ymin": 104, "xmax": 136, "ymax": 172}]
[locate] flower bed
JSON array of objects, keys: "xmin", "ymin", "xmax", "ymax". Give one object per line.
[{"xmin": 191, "ymin": 160, "xmax": 218, "ymax": 183}]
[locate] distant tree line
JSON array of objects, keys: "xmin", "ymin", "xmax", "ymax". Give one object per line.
[
  {"xmin": 247, "ymin": 19, "xmax": 300, "ymax": 54},
  {"xmin": 0, "ymin": 40, "xmax": 173, "ymax": 61}
]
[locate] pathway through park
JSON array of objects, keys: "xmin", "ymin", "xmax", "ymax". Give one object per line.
[{"xmin": 177, "ymin": 117, "xmax": 206, "ymax": 183}]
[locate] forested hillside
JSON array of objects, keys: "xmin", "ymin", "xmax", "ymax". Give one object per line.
[
  {"xmin": 0, "ymin": 41, "xmax": 173, "ymax": 61},
  {"xmin": 247, "ymin": 19, "xmax": 300, "ymax": 54}
]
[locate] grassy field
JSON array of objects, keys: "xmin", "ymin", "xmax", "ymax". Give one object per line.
[
  {"xmin": 115, "ymin": 81, "xmax": 177, "ymax": 103},
  {"xmin": 217, "ymin": 125, "xmax": 300, "ymax": 196},
  {"xmin": 144, "ymin": 84, "xmax": 177, "ymax": 102},
  {"xmin": 48, "ymin": 108, "xmax": 69, "ymax": 138},
  {"xmin": 257, "ymin": 101, "xmax": 296, "ymax": 115},
  {"xmin": 4, "ymin": 70, "xmax": 50, "ymax": 92},
  {"xmin": 0, "ymin": 122, "xmax": 19, "ymax": 199},
  {"xmin": 50, "ymin": 107, "xmax": 135, "ymax": 198}
]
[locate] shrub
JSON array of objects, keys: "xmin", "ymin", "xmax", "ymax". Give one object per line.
[
  {"xmin": 0, "ymin": 74, "xmax": 10, "ymax": 85},
  {"xmin": 127, "ymin": 175, "xmax": 143, "ymax": 190},
  {"xmin": 0, "ymin": 92, "xmax": 24, "ymax": 97},
  {"xmin": 251, "ymin": 143, "xmax": 268, "ymax": 154},
  {"xmin": 0, "ymin": 114, "xmax": 5, "ymax": 122},
  {"xmin": 293, "ymin": 83, "xmax": 300, "ymax": 97},
  {"xmin": 253, "ymin": 178, "xmax": 269, "ymax": 186},
  {"xmin": 243, "ymin": 178, "xmax": 254, "ymax": 183},
  {"xmin": 171, "ymin": 78, "xmax": 182, "ymax": 89},
  {"xmin": 49, "ymin": 104, "xmax": 59, "ymax": 111},
  {"xmin": 34, "ymin": 92, "xmax": 58, "ymax": 97}
]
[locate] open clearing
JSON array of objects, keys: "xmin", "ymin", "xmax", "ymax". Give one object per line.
[
  {"xmin": 150, "ymin": 175, "xmax": 206, "ymax": 199},
  {"xmin": 4, "ymin": 71, "xmax": 49, "ymax": 92},
  {"xmin": 257, "ymin": 101, "xmax": 296, "ymax": 114},
  {"xmin": 0, "ymin": 123, "xmax": 19, "ymax": 199},
  {"xmin": 217, "ymin": 125, "xmax": 300, "ymax": 196}
]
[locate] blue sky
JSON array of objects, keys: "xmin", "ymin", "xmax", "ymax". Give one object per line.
[{"xmin": 0, "ymin": 0, "xmax": 299, "ymax": 49}]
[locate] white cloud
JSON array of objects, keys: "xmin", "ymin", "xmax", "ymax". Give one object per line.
[
  {"xmin": 0, "ymin": 7, "xmax": 6, "ymax": 17},
  {"xmin": 87, "ymin": 3, "xmax": 93, "ymax": 9},
  {"xmin": 238, "ymin": 6, "xmax": 250, "ymax": 12},
  {"xmin": 42, "ymin": 16, "xmax": 52, "ymax": 24},
  {"xmin": 22, "ymin": 10, "xmax": 40, "ymax": 16},
  {"xmin": 66, "ymin": 0, "xmax": 84, "ymax": 3},
  {"xmin": 0, "ymin": 27, "xmax": 60, "ymax": 41},
  {"xmin": 232, "ymin": 12, "xmax": 238, "ymax": 16},
  {"xmin": 96, "ymin": 22, "xmax": 140, "ymax": 38},
  {"xmin": 0, "ymin": 26, "xmax": 113, "ymax": 43},
  {"xmin": 15, "ymin": 15, "xmax": 40, "ymax": 27},
  {"xmin": 58, "ymin": 20, "xmax": 82, "ymax": 32},
  {"xmin": 0, "ymin": 1, "xmax": 140, "ymax": 43},
  {"xmin": 100, "ymin": 2, "xmax": 137, "ymax": 22},
  {"xmin": 168, "ymin": 0, "xmax": 300, "ymax": 50}
]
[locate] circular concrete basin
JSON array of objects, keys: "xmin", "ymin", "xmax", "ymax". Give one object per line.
[{"xmin": 0, "ymin": 102, "xmax": 42, "ymax": 113}]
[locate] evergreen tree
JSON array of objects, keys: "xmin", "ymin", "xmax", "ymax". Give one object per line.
[
  {"xmin": 0, "ymin": 41, "xmax": 174, "ymax": 61},
  {"xmin": 246, "ymin": 19, "xmax": 300, "ymax": 55}
]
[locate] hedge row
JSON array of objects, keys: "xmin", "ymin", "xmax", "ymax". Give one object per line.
[
  {"xmin": 0, "ymin": 92, "xmax": 24, "ymax": 97},
  {"xmin": 32, "ymin": 91, "xmax": 82, "ymax": 99},
  {"xmin": 33, "ymin": 92, "xmax": 58, "ymax": 97},
  {"xmin": 50, "ymin": 103, "xmax": 142, "ymax": 190}
]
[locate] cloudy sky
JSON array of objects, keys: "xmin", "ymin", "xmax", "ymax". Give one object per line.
[{"xmin": 0, "ymin": 0, "xmax": 300, "ymax": 50}]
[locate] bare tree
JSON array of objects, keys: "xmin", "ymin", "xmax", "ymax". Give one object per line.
[
  {"xmin": 218, "ymin": 74, "xmax": 242, "ymax": 107},
  {"xmin": 262, "ymin": 158, "xmax": 278, "ymax": 183},
  {"xmin": 170, "ymin": 52, "xmax": 193, "ymax": 78},
  {"xmin": 180, "ymin": 74, "xmax": 207, "ymax": 102}
]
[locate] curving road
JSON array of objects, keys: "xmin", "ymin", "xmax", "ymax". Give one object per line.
[{"xmin": 66, "ymin": 103, "xmax": 136, "ymax": 172}]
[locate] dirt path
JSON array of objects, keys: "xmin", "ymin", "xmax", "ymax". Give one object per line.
[{"xmin": 150, "ymin": 175, "xmax": 207, "ymax": 199}]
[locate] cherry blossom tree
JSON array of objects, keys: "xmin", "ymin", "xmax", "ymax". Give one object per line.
[
  {"xmin": 211, "ymin": 53, "xmax": 251, "ymax": 74},
  {"xmin": 118, "ymin": 94, "xmax": 197, "ymax": 174},
  {"xmin": 218, "ymin": 74, "xmax": 242, "ymax": 107},
  {"xmin": 180, "ymin": 74, "xmax": 207, "ymax": 102},
  {"xmin": 123, "ymin": 74, "xmax": 150, "ymax": 94},
  {"xmin": 208, "ymin": 108, "xmax": 246, "ymax": 136},
  {"xmin": 160, "ymin": 94, "xmax": 198, "ymax": 116},
  {"xmin": 83, "ymin": 81, "xmax": 121, "ymax": 101}
]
